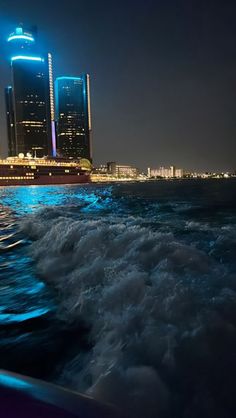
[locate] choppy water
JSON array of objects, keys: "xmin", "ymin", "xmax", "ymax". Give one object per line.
[{"xmin": 0, "ymin": 179, "xmax": 236, "ymax": 418}]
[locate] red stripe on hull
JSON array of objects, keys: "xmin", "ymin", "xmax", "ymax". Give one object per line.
[{"xmin": 0, "ymin": 175, "xmax": 90, "ymax": 187}]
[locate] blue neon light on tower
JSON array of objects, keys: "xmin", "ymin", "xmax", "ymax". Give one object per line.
[
  {"xmin": 5, "ymin": 25, "xmax": 56, "ymax": 157},
  {"xmin": 7, "ymin": 26, "xmax": 36, "ymax": 52},
  {"xmin": 11, "ymin": 56, "xmax": 44, "ymax": 62},
  {"xmin": 8, "ymin": 32, "xmax": 35, "ymax": 42}
]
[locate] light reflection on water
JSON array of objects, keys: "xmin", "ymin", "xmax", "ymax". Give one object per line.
[
  {"xmin": 0, "ymin": 183, "xmax": 116, "ymax": 379},
  {"xmin": 0, "ymin": 184, "xmax": 114, "ymax": 215},
  {"xmin": 0, "ymin": 184, "xmax": 114, "ymax": 329}
]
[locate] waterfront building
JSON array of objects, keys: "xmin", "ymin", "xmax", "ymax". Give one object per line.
[
  {"xmin": 149, "ymin": 165, "xmax": 184, "ymax": 178},
  {"xmin": 93, "ymin": 164, "xmax": 108, "ymax": 174},
  {"xmin": 55, "ymin": 75, "xmax": 92, "ymax": 160},
  {"xmin": 149, "ymin": 166, "xmax": 172, "ymax": 178},
  {"xmin": 107, "ymin": 162, "xmax": 138, "ymax": 178},
  {"xmin": 175, "ymin": 168, "xmax": 184, "ymax": 178},
  {"xmin": 107, "ymin": 161, "xmax": 117, "ymax": 175},
  {"xmin": 170, "ymin": 165, "xmax": 176, "ymax": 177},
  {"xmin": 5, "ymin": 25, "xmax": 56, "ymax": 158}
]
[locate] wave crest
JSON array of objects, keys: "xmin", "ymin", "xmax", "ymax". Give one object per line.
[{"xmin": 21, "ymin": 207, "xmax": 236, "ymax": 418}]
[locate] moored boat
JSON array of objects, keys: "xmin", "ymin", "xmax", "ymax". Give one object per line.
[{"xmin": 0, "ymin": 157, "xmax": 91, "ymax": 186}]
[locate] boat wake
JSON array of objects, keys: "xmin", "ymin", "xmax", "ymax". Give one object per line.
[{"xmin": 20, "ymin": 204, "xmax": 236, "ymax": 418}]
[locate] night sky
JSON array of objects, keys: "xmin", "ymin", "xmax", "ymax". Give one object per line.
[{"xmin": 0, "ymin": 0, "xmax": 236, "ymax": 171}]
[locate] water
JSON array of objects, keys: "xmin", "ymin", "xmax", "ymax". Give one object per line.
[{"xmin": 0, "ymin": 179, "xmax": 236, "ymax": 418}]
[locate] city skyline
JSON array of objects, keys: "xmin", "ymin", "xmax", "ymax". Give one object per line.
[
  {"xmin": 3, "ymin": 24, "xmax": 92, "ymax": 161},
  {"xmin": 0, "ymin": 0, "xmax": 236, "ymax": 171}
]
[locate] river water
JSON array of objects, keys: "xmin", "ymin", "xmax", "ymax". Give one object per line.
[{"xmin": 0, "ymin": 179, "xmax": 236, "ymax": 418}]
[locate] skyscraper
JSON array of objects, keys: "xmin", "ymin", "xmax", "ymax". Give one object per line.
[
  {"xmin": 55, "ymin": 75, "xmax": 92, "ymax": 160},
  {"xmin": 5, "ymin": 26, "xmax": 56, "ymax": 157},
  {"xmin": 5, "ymin": 86, "xmax": 16, "ymax": 157}
]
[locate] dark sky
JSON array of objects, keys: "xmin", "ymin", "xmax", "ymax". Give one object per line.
[{"xmin": 0, "ymin": 0, "xmax": 236, "ymax": 171}]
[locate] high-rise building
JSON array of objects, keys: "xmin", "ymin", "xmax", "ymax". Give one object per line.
[
  {"xmin": 5, "ymin": 25, "xmax": 56, "ymax": 157},
  {"xmin": 175, "ymin": 168, "xmax": 184, "ymax": 178},
  {"xmin": 148, "ymin": 165, "xmax": 184, "ymax": 178},
  {"xmin": 55, "ymin": 75, "xmax": 92, "ymax": 160}
]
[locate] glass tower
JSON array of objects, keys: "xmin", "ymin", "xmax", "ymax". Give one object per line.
[
  {"xmin": 55, "ymin": 75, "xmax": 92, "ymax": 160},
  {"xmin": 5, "ymin": 86, "xmax": 16, "ymax": 156},
  {"xmin": 5, "ymin": 26, "xmax": 55, "ymax": 157}
]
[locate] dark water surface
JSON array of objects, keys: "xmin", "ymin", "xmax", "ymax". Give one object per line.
[{"xmin": 0, "ymin": 179, "xmax": 236, "ymax": 418}]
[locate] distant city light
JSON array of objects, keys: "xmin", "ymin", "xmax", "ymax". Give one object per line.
[
  {"xmin": 11, "ymin": 56, "xmax": 44, "ymax": 62},
  {"xmin": 7, "ymin": 34, "xmax": 35, "ymax": 42}
]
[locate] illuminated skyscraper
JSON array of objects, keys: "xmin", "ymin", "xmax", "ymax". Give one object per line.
[
  {"xmin": 55, "ymin": 75, "xmax": 92, "ymax": 160},
  {"xmin": 5, "ymin": 86, "xmax": 16, "ymax": 156},
  {"xmin": 5, "ymin": 26, "xmax": 56, "ymax": 157}
]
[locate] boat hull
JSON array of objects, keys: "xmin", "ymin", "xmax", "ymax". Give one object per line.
[{"xmin": 0, "ymin": 174, "xmax": 90, "ymax": 187}]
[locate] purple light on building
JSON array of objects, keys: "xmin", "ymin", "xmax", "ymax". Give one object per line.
[{"xmin": 51, "ymin": 121, "xmax": 57, "ymax": 157}]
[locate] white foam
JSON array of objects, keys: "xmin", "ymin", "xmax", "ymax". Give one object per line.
[{"xmin": 21, "ymin": 207, "xmax": 236, "ymax": 417}]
